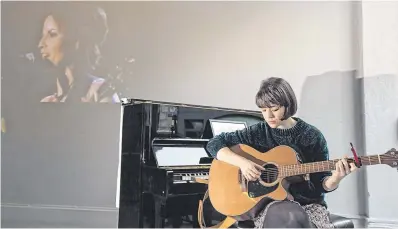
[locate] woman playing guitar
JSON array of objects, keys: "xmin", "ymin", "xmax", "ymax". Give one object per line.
[{"xmin": 206, "ymin": 77, "xmax": 358, "ymax": 228}]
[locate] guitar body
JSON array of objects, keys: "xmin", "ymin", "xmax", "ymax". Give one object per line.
[{"xmin": 208, "ymin": 144, "xmax": 299, "ymax": 218}]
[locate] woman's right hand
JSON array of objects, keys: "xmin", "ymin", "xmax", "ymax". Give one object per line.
[{"xmin": 238, "ymin": 158, "xmax": 264, "ymax": 181}]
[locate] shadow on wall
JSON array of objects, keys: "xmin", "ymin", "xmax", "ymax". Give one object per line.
[
  {"xmin": 297, "ymin": 70, "xmax": 368, "ymax": 218},
  {"xmin": 361, "ymin": 74, "xmax": 398, "ymax": 222},
  {"xmin": 362, "ymin": 74, "xmax": 398, "ymax": 155}
]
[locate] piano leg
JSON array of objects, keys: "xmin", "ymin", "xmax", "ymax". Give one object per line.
[{"xmin": 154, "ymin": 195, "xmax": 166, "ymax": 228}]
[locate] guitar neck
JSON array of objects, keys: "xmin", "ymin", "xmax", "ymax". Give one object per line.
[{"xmin": 280, "ymin": 155, "xmax": 383, "ymax": 177}]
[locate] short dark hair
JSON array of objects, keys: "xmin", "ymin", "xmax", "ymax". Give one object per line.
[{"xmin": 255, "ymin": 77, "xmax": 297, "ymax": 119}]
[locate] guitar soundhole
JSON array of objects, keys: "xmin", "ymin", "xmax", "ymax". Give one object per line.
[{"xmin": 260, "ymin": 164, "xmax": 278, "ymax": 184}]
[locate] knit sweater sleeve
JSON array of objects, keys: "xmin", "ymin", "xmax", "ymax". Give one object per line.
[
  {"xmin": 206, "ymin": 122, "xmax": 263, "ymax": 158},
  {"xmin": 310, "ymin": 131, "xmax": 335, "ymax": 194}
]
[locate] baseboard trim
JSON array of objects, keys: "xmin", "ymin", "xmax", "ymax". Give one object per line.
[
  {"xmin": 326, "ymin": 213, "xmax": 398, "ymax": 228},
  {"xmin": 367, "ymin": 218, "xmax": 398, "ymax": 228},
  {"xmin": 1, "ymin": 202, "xmax": 118, "ymax": 212},
  {"xmin": 330, "ymin": 213, "xmax": 367, "ymax": 220},
  {"xmin": 1, "ymin": 204, "xmax": 119, "ymax": 227}
]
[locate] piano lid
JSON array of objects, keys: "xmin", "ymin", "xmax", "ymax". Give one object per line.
[
  {"xmin": 151, "ymin": 138, "xmax": 212, "ymax": 168},
  {"xmin": 120, "ymin": 98, "xmax": 261, "ymax": 115}
]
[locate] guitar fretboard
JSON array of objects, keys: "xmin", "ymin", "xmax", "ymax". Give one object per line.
[{"xmin": 279, "ymin": 155, "xmax": 382, "ymax": 177}]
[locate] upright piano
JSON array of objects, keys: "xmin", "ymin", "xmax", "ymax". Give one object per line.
[{"xmin": 117, "ymin": 99, "xmax": 263, "ymax": 228}]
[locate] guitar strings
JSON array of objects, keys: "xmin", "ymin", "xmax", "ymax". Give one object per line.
[
  {"xmin": 260, "ymin": 155, "xmax": 397, "ymax": 172},
  {"xmin": 256, "ymin": 155, "xmax": 397, "ymax": 178}
]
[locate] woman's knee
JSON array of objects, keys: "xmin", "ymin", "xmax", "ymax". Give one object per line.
[
  {"xmin": 264, "ymin": 201, "xmax": 311, "ymax": 227},
  {"xmin": 268, "ymin": 201, "xmax": 304, "ymax": 213}
]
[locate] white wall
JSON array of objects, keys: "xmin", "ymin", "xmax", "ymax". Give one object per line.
[
  {"xmin": 128, "ymin": 1, "xmax": 355, "ymax": 111},
  {"xmin": 361, "ymin": 1, "xmax": 398, "ymax": 227},
  {"xmin": 362, "ymin": 1, "xmax": 398, "ymax": 77}
]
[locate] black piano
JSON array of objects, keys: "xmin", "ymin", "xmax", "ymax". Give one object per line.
[{"xmin": 117, "ymin": 99, "xmax": 263, "ymax": 228}]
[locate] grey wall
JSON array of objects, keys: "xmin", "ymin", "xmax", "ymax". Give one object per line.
[
  {"xmin": 0, "ymin": 0, "xmax": 355, "ymax": 110},
  {"xmin": 298, "ymin": 70, "xmax": 367, "ymax": 221},
  {"xmin": 124, "ymin": 1, "xmax": 355, "ymax": 111},
  {"xmin": 363, "ymin": 75, "xmax": 398, "ymax": 227},
  {"xmin": 1, "ymin": 1, "xmax": 366, "ymax": 227},
  {"xmin": 360, "ymin": 2, "xmax": 398, "ymax": 226},
  {"xmin": 1, "ymin": 105, "xmax": 121, "ymax": 227}
]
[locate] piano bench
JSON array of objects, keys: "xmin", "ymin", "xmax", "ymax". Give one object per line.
[{"xmin": 233, "ymin": 214, "xmax": 354, "ymax": 228}]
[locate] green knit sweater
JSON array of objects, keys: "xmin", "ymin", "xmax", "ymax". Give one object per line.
[{"xmin": 205, "ymin": 117, "xmax": 334, "ymax": 207}]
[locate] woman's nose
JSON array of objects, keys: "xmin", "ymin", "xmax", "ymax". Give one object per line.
[
  {"xmin": 38, "ymin": 37, "xmax": 45, "ymax": 49},
  {"xmin": 265, "ymin": 111, "xmax": 274, "ymax": 119}
]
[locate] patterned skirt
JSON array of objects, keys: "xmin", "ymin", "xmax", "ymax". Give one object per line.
[{"xmin": 253, "ymin": 200, "xmax": 335, "ymax": 229}]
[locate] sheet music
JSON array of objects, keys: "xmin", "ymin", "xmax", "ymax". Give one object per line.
[
  {"xmin": 210, "ymin": 120, "xmax": 247, "ymax": 136},
  {"xmin": 155, "ymin": 146, "xmax": 209, "ymax": 166}
]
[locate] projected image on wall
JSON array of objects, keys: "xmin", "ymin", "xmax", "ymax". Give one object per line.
[{"xmin": 11, "ymin": 3, "xmax": 134, "ymax": 103}]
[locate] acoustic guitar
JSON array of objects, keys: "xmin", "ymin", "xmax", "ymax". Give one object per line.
[{"xmin": 207, "ymin": 144, "xmax": 398, "ymax": 219}]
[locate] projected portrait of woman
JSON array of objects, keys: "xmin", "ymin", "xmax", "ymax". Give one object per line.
[{"xmin": 37, "ymin": 4, "xmax": 128, "ymax": 103}]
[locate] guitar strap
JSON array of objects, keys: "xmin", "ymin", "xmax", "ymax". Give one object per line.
[{"xmin": 195, "ymin": 178, "xmax": 237, "ymax": 229}]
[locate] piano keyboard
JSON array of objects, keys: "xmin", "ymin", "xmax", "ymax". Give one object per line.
[{"xmin": 173, "ymin": 172, "xmax": 209, "ymax": 183}]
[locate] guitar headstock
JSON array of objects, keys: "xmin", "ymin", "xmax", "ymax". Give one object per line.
[{"xmin": 380, "ymin": 148, "xmax": 398, "ymax": 168}]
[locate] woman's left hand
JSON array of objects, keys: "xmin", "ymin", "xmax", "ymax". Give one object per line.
[{"xmin": 331, "ymin": 156, "xmax": 358, "ymax": 182}]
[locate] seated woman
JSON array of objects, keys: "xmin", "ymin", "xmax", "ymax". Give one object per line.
[{"xmin": 206, "ymin": 77, "xmax": 358, "ymax": 228}]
